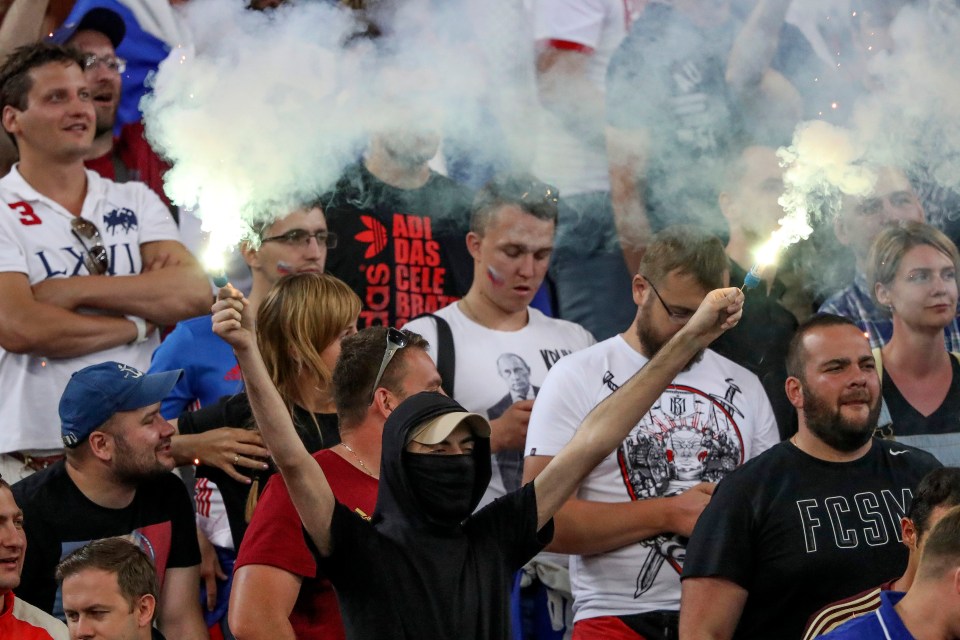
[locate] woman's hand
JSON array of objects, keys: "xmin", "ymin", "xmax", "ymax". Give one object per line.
[{"xmin": 212, "ymin": 285, "xmax": 254, "ymax": 352}]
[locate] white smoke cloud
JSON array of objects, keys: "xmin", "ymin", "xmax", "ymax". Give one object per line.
[{"xmin": 141, "ymin": 0, "xmax": 528, "ymax": 271}]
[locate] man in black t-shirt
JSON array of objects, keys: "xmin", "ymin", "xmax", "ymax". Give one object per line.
[
  {"xmin": 680, "ymin": 315, "xmax": 942, "ymax": 640},
  {"xmin": 322, "ymin": 128, "xmax": 473, "ymax": 328},
  {"xmin": 12, "ymin": 362, "xmax": 205, "ymax": 640}
]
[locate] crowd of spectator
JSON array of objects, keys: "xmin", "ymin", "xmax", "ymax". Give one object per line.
[{"xmin": 1, "ymin": 1, "xmax": 960, "ymax": 640}]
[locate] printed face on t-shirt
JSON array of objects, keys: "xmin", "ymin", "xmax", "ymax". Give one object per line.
[{"xmin": 469, "ymin": 204, "xmax": 555, "ymax": 315}]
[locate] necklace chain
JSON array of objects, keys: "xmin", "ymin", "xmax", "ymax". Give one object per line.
[{"xmin": 340, "ymin": 442, "xmax": 376, "ymax": 478}]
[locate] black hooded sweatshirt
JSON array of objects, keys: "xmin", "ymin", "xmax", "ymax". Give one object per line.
[{"xmin": 314, "ymin": 392, "xmax": 553, "ymax": 639}]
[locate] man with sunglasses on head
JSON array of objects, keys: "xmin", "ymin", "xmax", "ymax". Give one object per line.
[
  {"xmin": 405, "ymin": 174, "xmax": 595, "ymax": 638},
  {"xmin": 0, "ymin": 42, "xmax": 210, "ymax": 483},
  {"xmin": 523, "ymin": 225, "xmax": 779, "ymax": 640}
]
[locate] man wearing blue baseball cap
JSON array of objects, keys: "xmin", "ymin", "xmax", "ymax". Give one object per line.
[{"xmin": 10, "ymin": 361, "xmax": 207, "ymax": 640}]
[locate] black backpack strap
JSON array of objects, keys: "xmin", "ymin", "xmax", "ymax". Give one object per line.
[{"xmin": 410, "ymin": 313, "xmax": 455, "ymax": 397}]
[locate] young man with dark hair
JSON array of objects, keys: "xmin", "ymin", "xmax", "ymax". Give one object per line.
[
  {"xmin": 819, "ymin": 505, "xmax": 960, "ymax": 639},
  {"xmin": 213, "ymin": 271, "xmax": 747, "ymax": 639},
  {"xmin": 803, "ymin": 467, "xmax": 960, "ymax": 639},
  {"xmin": 229, "ymin": 326, "xmax": 443, "ymax": 640},
  {"xmin": 0, "ymin": 475, "xmax": 68, "ymax": 639},
  {"xmin": 0, "ymin": 41, "xmax": 210, "ymax": 482},
  {"xmin": 680, "ymin": 314, "xmax": 942, "ymax": 640},
  {"xmin": 12, "ymin": 361, "xmax": 206, "ymax": 640},
  {"xmin": 57, "ymin": 537, "xmax": 159, "ymax": 640},
  {"xmin": 523, "ymin": 225, "xmax": 778, "ymax": 639}
]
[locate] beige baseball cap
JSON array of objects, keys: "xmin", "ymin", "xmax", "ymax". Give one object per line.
[{"xmin": 407, "ymin": 411, "xmax": 491, "ymax": 445}]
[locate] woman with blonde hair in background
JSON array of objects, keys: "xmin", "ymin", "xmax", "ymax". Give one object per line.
[
  {"xmin": 177, "ymin": 272, "xmax": 361, "ymax": 549},
  {"xmin": 868, "ymin": 220, "xmax": 960, "ymax": 465}
]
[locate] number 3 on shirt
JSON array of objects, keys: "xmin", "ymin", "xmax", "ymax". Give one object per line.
[{"xmin": 9, "ymin": 201, "xmax": 40, "ymax": 226}]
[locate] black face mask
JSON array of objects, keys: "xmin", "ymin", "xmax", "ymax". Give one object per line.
[{"xmin": 403, "ymin": 452, "xmax": 476, "ymax": 525}]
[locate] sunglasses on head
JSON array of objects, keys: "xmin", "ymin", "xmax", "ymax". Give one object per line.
[{"xmin": 369, "ymin": 327, "xmax": 409, "ymax": 403}]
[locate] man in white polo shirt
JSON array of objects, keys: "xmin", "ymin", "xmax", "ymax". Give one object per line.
[{"xmin": 0, "ymin": 42, "xmax": 209, "ymax": 480}]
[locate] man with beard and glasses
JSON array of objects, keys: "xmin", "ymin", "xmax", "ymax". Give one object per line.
[
  {"xmin": 522, "ymin": 225, "xmax": 778, "ymax": 640},
  {"xmin": 11, "ymin": 361, "xmax": 207, "ymax": 640},
  {"xmin": 679, "ymin": 314, "xmax": 942, "ymax": 640},
  {"xmin": 212, "ymin": 264, "xmax": 748, "ymax": 640}
]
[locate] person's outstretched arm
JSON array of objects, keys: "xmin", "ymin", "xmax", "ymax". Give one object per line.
[
  {"xmin": 532, "ymin": 288, "xmax": 744, "ymax": 529},
  {"xmin": 211, "ymin": 285, "xmax": 336, "ymax": 555}
]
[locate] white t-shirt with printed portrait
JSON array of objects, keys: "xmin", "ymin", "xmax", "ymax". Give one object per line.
[{"xmin": 404, "ymin": 303, "xmax": 595, "ymax": 508}]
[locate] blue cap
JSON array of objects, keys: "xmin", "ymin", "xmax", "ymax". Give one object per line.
[
  {"xmin": 60, "ymin": 362, "xmax": 182, "ymax": 447},
  {"xmin": 49, "ymin": 6, "xmax": 126, "ymax": 49}
]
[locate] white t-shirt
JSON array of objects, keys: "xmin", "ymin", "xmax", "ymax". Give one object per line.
[
  {"xmin": 0, "ymin": 166, "xmax": 181, "ymax": 453},
  {"xmin": 531, "ymin": 0, "xmax": 644, "ymax": 195},
  {"xmin": 404, "ymin": 304, "xmax": 595, "ymax": 508},
  {"xmin": 525, "ymin": 335, "xmax": 780, "ymax": 621}
]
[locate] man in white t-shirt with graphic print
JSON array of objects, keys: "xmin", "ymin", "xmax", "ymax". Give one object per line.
[
  {"xmin": 406, "ymin": 174, "xmax": 595, "ymax": 507},
  {"xmin": 404, "ymin": 174, "xmax": 595, "ymax": 638},
  {"xmin": 523, "ymin": 225, "xmax": 779, "ymax": 640},
  {"xmin": 0, "ymin": 43, "xmax": 210, "ymax": 481}
]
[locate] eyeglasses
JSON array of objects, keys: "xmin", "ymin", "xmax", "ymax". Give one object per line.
[
  {"xmin": 82, "ymin": 54, "xmax": 126, "ymax": 74},
  {"xmin": 642, "ymin": 276, "xmax": 696, "ymax": 324},
  {"xmin": 369, "ymin": 327, "xmax": 408, "ymax": 403},
  {"xmin": 261, "ymin": 229, "xmax": 338, "ymax": 249},
  {"xmin": 71, "ymin": 217, "xmax": 109, "ymax": 275}
]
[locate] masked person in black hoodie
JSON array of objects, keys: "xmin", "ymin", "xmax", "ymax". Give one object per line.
[{"xmin": 211, "ymin": 283, "xmax": 745, "ymax": 640}]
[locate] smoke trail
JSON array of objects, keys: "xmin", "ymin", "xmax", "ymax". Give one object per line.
[
  {"xmin": 141, "ymin": 0, "xmax": 523, "ymax": 270},
  {"xmin": 750, "ymin": 120, "xmax": 875, "ymax": 268}
]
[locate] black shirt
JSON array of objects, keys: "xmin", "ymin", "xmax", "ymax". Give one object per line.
[
  {"xmin": 883, "ymin": 356, "xmax": 960, "ymax": 437},
  {"xmin": 322, "ymin": 162, "xmax": 473, "ymax": 328},
  {"xmin": 315, "ymin": 392, "xmax": 553, "ymax": 640},
  {"xmin": 712, "ymin": 260, "xmax": 798, "ymax": 440},
  {"xmin": 178, "ymin": 392, "xmax": 340, "ymax": 547},
  {"xmin": 682, "ymin": 438, "xmax": 941, "ymax": 640}
]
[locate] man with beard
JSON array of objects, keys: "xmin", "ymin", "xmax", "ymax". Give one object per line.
[
  {"xmin": 321, "ymin": 119, "xmax": 473, "ymax": 328},
  {"xmin": 522, "ymin": 225, "xmax": 778, "ymax": 639},
  {"xmin": 11, "ymin": 361, "xmax": 207, "ymax": 640},
  {"xmin": 679, "ymin": 314, "xmax": 942, "ymax": 640}
]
